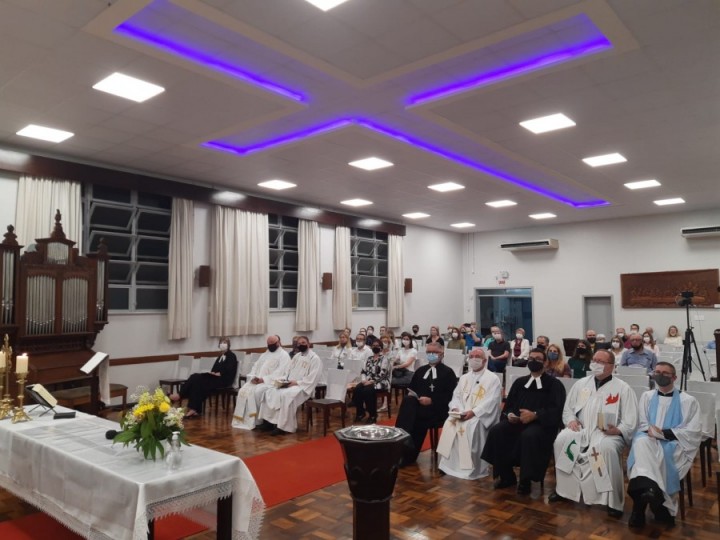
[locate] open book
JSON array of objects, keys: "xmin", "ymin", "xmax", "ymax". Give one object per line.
[{"xmin": 27, "ymin": 383, "xmax": 58, "ymax": 408}]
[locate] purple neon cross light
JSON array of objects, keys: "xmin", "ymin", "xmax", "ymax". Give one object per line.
[{"xmin": 115, "ymin": 3, "xmax": 612, "ymax": 208}]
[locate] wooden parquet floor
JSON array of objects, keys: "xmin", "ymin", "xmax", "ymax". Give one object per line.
[{"xmin": 1, "ymin": 401, "xmax": 719, "ymax": 539}]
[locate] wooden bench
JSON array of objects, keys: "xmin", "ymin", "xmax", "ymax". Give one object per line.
[{"xmin": 53, "ymin": 383, "xmax": 128, "ymax": 412}]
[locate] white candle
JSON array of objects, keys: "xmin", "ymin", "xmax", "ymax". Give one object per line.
[
  {"xmin": 16, "ymin": 354, "xmax": 28, "ymax": 374},
  {"xmin": 0, "ymin": 351, "xmax": 5, "ymax": 369}
]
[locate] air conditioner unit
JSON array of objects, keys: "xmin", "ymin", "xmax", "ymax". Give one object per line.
[
  {"xmin": 681, "ymin": 225, "xmax": 720, "ymax": 238},
  {"xmin": 500, "ymin": 238, "xmax": 559, "ymax": 251}
]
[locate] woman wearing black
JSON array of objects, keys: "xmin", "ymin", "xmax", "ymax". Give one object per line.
[{"xmin": 353, "ymin": 341, "xmax": 390, "ymax": 424}]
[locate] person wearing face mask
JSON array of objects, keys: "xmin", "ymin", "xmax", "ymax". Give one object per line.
[
  {"xmin": 396, "ymin": 342, "xmax": 458, "ymax": 467},
  {"xmin": 609, "ymin": 335, "xmax": 625, "ymax": 363},
  {"xmin": 257, "ymin": 336, "xmax": 322, "ymax": 435},
  {"xmin": 535, "ymin": 335, "xmax": 550, "ymax": 351},
  {"xmin": 365, "ymin": 326, "xmax": 377, "ymax": 347},
  {"xmin": 410, "ymin": 325, "xmax": 422, "ymax": 341},
  {"xmin": 641, "ymin": 332, "xmax": 660, "ymax": 356},
  {"xmin": 447, "ymin": 326, "xmax": 466, "ymax": 351},
  {"xmin": 487, "ymin": 326, "xmax": 511, "ymax": 373},
  {"xmin": 232, "ymin": 335, "xmax": 290, "ymax": 430},
  {"xmin": 352, "ymin": 340, "xmax": 390, "ymax": 424},
  {"xmin": 426, "ymin": 325, "xmax": 445, "ymax": 347},
  {"xmin": 437, "ymin": 349, "xmax": 502, "ymax": 479},
  {"xmin": 550, "ymin": 349, "xmax": 638, "ymax": 518},
  {"xmin": 621, "ymin": 333, "xmax": 658, "ymax": 374},
  {"xmin": 482, "ymin": 349, "xmax": 566, "ymax": 494},
  {"xmin": 663, "ymin": 325, "xmax": 683, "ymax": 347},
  {"xmin": 330, "ymin": 331, "xmax": 353, "ymax": 368},
  {"xmin": 392, "ymin": 332, "xmax": 417, "ymax": 386},
  {"xmin": 350, "ymin": 333, "xmax": 373, "ymax": 364},
  {"xmin": 171, "ymin": 337, "xmax": 239, "ymax": 418},
  {"xmin": 615, "ymin": 327, "xmax": 629, "ymax": 348},
  {"xmin": 626, "ymin": 362, "xmax": 701, "ymax": 528},
  {"xmin": 585, "ymin": 329, "xmax": 598, "ymax": 353},
  {"xmin": 545, "ymin": 344, "xmax": 571, "ymax": 378},
  {"xmin": 511, "ymin": 328, "xmax": 530, "ymax": 367},
  {"xmin": 568, "ymin": 340, "xmax": 592, "ymax": 379}
]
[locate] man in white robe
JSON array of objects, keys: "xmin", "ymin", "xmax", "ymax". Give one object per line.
[
  {"xmin": 550, "ymin": 349, "xmax": 638, "ymax": 517},
  {"xmin": 437, "ymin": 349, "xmax": 501, "ymax": 479},
  {"xmin": 627, "ymin": 361, "xmax": 701, "ymax": 527},
  {"xmin": 232, "ymin": 335, "xmax": 289, "ymax": 430},
  {"xmin": 257, "ymin": 336, "xmax": 322, "ymax": 435}
]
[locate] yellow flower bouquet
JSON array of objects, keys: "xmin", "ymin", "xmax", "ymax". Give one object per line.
[{"xmin": 113, "ymin": 386, "xmax": 189, "ymax": 460}]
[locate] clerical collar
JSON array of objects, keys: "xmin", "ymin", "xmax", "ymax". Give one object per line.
[
  {"xmin": 594, "ymin": 375, "xmax": 612, "ymax": 389},
  {"xmin": 423, "ymin": 365, "xmax": 438, "ymax": 380},
  {"xmin": 524, "ymin": 374, "xmax": 543, "ymax": 390},
  {"xmin": 657, "ymin": 389, "xmax": 674, "ymax": 397}
]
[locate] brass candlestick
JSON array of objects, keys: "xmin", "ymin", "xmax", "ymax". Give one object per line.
[
  {"xmin": 12, "ymin": 372, "xmax": 31, "ymax": 423},
  {"xmin": 0, "ymin": 334, "xmax": 14, "ymax": 421}
]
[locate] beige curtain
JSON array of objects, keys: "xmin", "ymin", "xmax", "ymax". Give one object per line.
[
  {"xmin": 16, "ymin": 176, "xmax": 82, "ymax": 251},
  {"xmin": 332, "ymin": 226, "xmax": 352, "ymax": 330},
  {"xmin": 295, "ymin": 220, "xmax": 320, "ymax": 331},
  {"xmin": 209, "ymin": 206, "xmax": 268, "ymax": 336},
  {"xmin": 387, "ymin": 234, "xmax": 404, "ymax": 328},
  {"xmin": 167, "ymin": 198, "xmax": 194, "ymax": 340}
]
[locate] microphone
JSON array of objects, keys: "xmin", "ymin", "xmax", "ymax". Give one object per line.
[{"xmin": 105, "ymin": 429, "xmax": 120, "ymax": 440}]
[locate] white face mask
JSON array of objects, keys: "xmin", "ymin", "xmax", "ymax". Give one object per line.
[
  {"xmin": 402, "ymin": 338, "xmax": 411, "ymax": 346},
  {"xmin": 515, "ymin": 333, "xmax": 523, "ymax": 340},
  {"xmin": 219, "ymin": 343, "xmax": 228, "ymax": 351},
  {"xmin": 468, "ymin": 357, "xmax": 485, "ymax": 371},
  {"xmin": 611, "ymin": 341, "xmax": 621, "ymax": 349},
  {"xmin": 356, "ymin": 341, "xmax": 365, "ymax": 348},
  {"xmin": 492, "ymin": 333, "xmax": 502, "ymax": 340},
  {"xmin": 451, "ymin": 333, "xmax": 458, "ymax": 339},
  {"xmin": 643, "ymin": 336, "xmax": 651, "ymax": 344},
  {"xmin": 589, "ymin": 362, "xmax": 605, "ymax": 375}
]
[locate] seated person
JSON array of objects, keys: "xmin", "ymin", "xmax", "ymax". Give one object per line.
[
  {"xmin": 568, "ymin": 340, "xmax": 592, "ymax": 379},
  {"xmin": 621, "ymin": 333, "xmax": 658, "ymax": 373},
  {"xmin": 446, "ymin": 327, "xmax": 466, "ymax": 351},
  {"xmin": 437, "ymin": 349, "xmax": 502, "ymax": 479},
  {"xmin": 256, "ymin": 336, "xmax": 322, "ymax": 436},
  {"xmin": 392, "ymin": 332, "xmax": 417, "ymax": 386},
  {"xmin": 627, "ymin": 362, "xmax": 701, "ymax": 528},
  {"xmin": 481, "ymin": 348, "xmax": 566, "ymax": 494},
  {"xmin": 663, "ymin": 325, "xmax": 683, "ymax": 347},
  {"xmin": 426, "ymin": 325, "xmax": 445, "ymax": 347},
  {"xmin": 510, "ymin": 328, "xmax": 530, "ymax": 367},
  {"xmin": 171, "ymin": 337, "xmax": 238, "ymax": 418},
  {"xmin": 352, "ymin": 341, "xmax": 390, "ymax": 424},
  {"xmin": 487, "ymin": 326, "xmax": 511, "ymax": 373},
  {"xmin": 395, "ymin": 342, "xmax": 457, "ymax": 466},
  {"xmin": 545, "ymin": 344, "xmax": 571, "ymax": 378},
  {"xmin": 232, "ymin": 335, "xmax": 289, "ymax": 430},
  {"xmin": 330, "ymin": 331, "xmax": 353, "ymax": 368},
  {"xmin": 350, "ymin": 334, "xmax": 373, "ymax": 364},
  {"xmin": 550, "ymin": 349, "xmax": 638, "ymax": 518}
]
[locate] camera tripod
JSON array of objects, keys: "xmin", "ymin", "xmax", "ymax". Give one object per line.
[{"xmin": 679, "ymin": 301, "xmax": 706, "ymax": 390}]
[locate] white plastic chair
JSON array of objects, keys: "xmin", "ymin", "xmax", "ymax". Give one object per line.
[
  {"xmin": 505, "ymin": 366, "xmax": 530, "ymax": 394},
  {"xmin": 615, "ymin": 373, "xmax": 651, "ymax": 389},
  {"xmin": 616, "ymin": 365, "xmax": 648, "ymax": 377},
  {"xmin": 686, "ymin": 390, "xmax": 716, "ymax": 486},
  {"xmin": 631, "ymin": 385, "xmax": 648, "ymax": 403},
  {"xmin": 444, "ymin": 354, "xmax": 465, "ymax": 378},
  {"xmin": 558, "ymin": 377, "xmax": 579, "ymax": 395}
]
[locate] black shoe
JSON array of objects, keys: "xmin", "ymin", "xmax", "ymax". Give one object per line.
[
  {"xmin": 365, "ymin": 416, "xmax": 377, "ymax": 424},
  {"xmin": 607, "ymin": 507, "xmax": 623, "ymax": 518},
  {"xmin": 640, "ymin": 486, "xmax": 664, "ymax": 506},
  {"xmin": 548, "ymin": 491, "xmax": 566, "ymax": 503},
  {"xmin": 628, "ymin": 508, "xmax": 646, "ymax": 528},
  {"xmin": 493, "ymin": 476, "xmax": 517, "ymax": 490},
  {"xmin": 651, "ymin": 504, "xmax": 675, "ymax": 527},
  {"xmin": 516, "ymin": 480, "xmax": 531, "ymax": 495},
  {"xmin": 354, "ymin": 414, "xmax": 365, "ymax": 422},
  {"xmin": 256, "ymin": 420, "xmax": 275, "ymax": 432},
  {"xmin": 270, "ymin": 428, "xmax": 288, "ymax": 436}
]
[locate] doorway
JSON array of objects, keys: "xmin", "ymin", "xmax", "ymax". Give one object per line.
[
  {"xmin": 583, "ymin": 296, "xmax": 613, "ymax": 337},
  {"xmin": 475, "ymin": 288, "xmax": 534, "ymax": 343}
]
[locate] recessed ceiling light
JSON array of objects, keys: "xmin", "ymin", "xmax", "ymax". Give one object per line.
[
  {"xmin": 428, "ymin": 182, "xmax": 465, "ymax": 192},
  {"xmin": 451, "ymin": 222, "xmax": 475, "ymax": 229},
  {"xmin": 486, "ymin": 200, "xmax": 517, "ymax": 208},
  {"xmin": 519, "ymin": 113, "xmax": 576, "ymax": 134},
  {"xmin": 582, "ymin": 153, "xmax": 627, "ymax": 167},
  {"xmin": 341, "ymin": 199, "xmax": 373, "ymax": 207},
  {"xmin": 403, "ymin": 212, "xmax": 430, "ymax": 219},
  {"xmin": 258, "ymin": 179, "xmax": 296, "ymax": 190},
  {"xmin": 303, "ymin": 0, "xmax": 350, "ymax": 11},
  {"xmin": 654, "ymin": 197, "xmax": 685, "ymax": 206},
  {"xmin": 16, "ymin": 124, "xmax": 74, "ymax": 143},
  {"xmin": 92, "ymin": 72, "xmax": 165, "ymax": 102},
  {"xmin": 529, "ymin": 213, "xmax": 557, "ymax": 220},
  {"xmin": 348, "ymin": 157, "xmax": 393, "ymax": 171},
  {"xmin": 624, "ymin": 179, "xmax": 661, "ymax": 190}
]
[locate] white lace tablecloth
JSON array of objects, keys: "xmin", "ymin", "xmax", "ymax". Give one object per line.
[{"xmin": 0, "ymin": 407, "xmax": 264, "ymax": 540}]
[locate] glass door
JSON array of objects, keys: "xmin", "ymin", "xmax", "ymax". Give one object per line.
[{"xmin": 475, "ymin": 288, "xmax": 534, "ymax": 343}]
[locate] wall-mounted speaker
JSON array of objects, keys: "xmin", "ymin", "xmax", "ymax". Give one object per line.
[
  {"xmin": 321, "ymin": 272, "xmax": 333, "ymax": 290},
  {"xmin": 198, "ymin": 265, "xmax": 211, "ymax": 287},
  {"xmin": 404, "ymin": 278, "xmax": 412, "ymax": 293}
]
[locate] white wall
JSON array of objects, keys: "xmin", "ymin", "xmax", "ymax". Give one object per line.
[
  {"xmin": 0, "ymin": 173, "xmax": 18, "ymax": 228},
  {"xmin": 462, "ymin": 209, "xmax": 720, "ymax": 378}
]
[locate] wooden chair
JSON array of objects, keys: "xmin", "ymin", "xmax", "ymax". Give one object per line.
[
  {"xmin": 305, "ymin": 369, "xmax": 350, "ymax": 436},
  {"xmin": 54, "ymin": 383, "xmax": 128, "ymax": 412},
  {"xmin": 209, "ymin": 353, "xmax": 246, "ymax": 412},
  {"xmin": 159, "ymin": 355, "xmax": 194, "ymax": 395}
]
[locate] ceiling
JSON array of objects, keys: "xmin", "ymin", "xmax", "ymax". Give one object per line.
[{"xmin": 1, "ymin": 0, "xmax": 719, "ymax": 233}]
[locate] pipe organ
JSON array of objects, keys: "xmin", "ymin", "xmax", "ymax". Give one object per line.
[{"xmin": 0, "ymin": 211, "xmax": 109, "ymax": 411}]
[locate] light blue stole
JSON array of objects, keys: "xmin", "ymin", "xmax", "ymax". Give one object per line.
[{"xmin": 627, "ymin": 390, "xmax": 683, "ymax": 495}]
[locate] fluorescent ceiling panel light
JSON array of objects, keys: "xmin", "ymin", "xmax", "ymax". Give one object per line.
[
  {"xmin": 529, "ymin": 213, "xmax": 557, "ymax": 220},
  {"xmin": 624, "ymin": 179, "xmax": 661, "ymax": 190},
  {"xmin": 582, "ymin": 153, "xmax": 626, "ymax": 167},
  {"xmin": 303, "ymin": 0, "xmax": 350, "ymax": 11},
  {"xmin": 403, "ymin": 212, "xmax": 430, "ymax": 219},
  {"xmin": 92, "ymin": 72, "xmax": 165, "ymax": 102},
  {"xmin": 654, "ymin": 197, "xmax": 685, "ymax": 206},
  {"xmin": 428, "ymin": 182, "xmax": 464, "ymax": 192},
  {"xmin": 341, "ymin": 198, "xmax": 373, "ymax": 207},
  {"xmin": 486, "ymin": 200, "xmax": 517, "ymax": 208},
  {"xmin": 16, "ymin": 124, "xmax": 73, "ymax": 143},
  {"xmin": 258, "ymin": 179, "xmax": 296, "ymax": 190},
  {"xmin": 519, "ymin": 113, "xmax": 576, "ymax": 134},
  {"xmin": 451, "ymin": 222, "xmax": 475, "ymax": 228},
  {"xmin": 348, "ymin": 157, "xmax": 393, "ymax": 171}
]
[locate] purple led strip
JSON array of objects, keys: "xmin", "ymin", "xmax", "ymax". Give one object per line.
[
  {"xmin": 114, "ymin": 22, "xmax": 306, "ymax": 103},
  {"xmin": 407, "ymin": 37, "xmax": 612, "ymax": 107},
  {"xmin": 206, "ymin": 118, "xmax": 608, "ymax": 207}
]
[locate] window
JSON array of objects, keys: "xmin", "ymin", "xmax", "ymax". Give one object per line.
[
  {"xmin": 351, "ymin": 228, "xmax": 388, "ymax": 309},
  {"xmin": 269, "ymin": 215, "xmax": 298, "ymax": 309},
  {"xmin": 84, "ymin": 185, "xmax": 171, "ymax": 311}
]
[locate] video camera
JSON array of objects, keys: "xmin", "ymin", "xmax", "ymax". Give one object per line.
[{"xmin": 676, "ymin": 291, "xmax": 694, "ymax": 307}]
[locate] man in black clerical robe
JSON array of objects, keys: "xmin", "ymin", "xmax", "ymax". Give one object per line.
[
  {"xmin": 396, "ymin": 342, "xmax": 457, "ymax": 466},
  {"xmin": 481, "ymin": 348, "xmax": 565, "ymax": 493}
]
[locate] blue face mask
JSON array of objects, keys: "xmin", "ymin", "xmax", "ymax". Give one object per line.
[{"xmin": 426, "ymin": 353, "xmax": 440, "ymax": 364}]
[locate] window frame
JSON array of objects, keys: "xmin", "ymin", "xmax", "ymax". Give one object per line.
[
  {"xmin": 351, "ymin": 228, "xmax": 388, "ymax": 310},
  {"xmin": 269, "ymin": 215, "xmax": 299, "ymax": 310}
]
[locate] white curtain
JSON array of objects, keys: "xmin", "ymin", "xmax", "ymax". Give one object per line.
[
  {"xmin": 332, "ymin": 226, "xmax": 352, "ymax": 330},
  {"xmin": 295, "ymin": 220, "xmax": 320, "ymax": 331},
  {"xmin": 167, "ymin": 198, "xmax": 194, "ymax": 340},
  {"xmin": 387, "ymin": 234, "xmax": 404, "ymax": 328},
  {"xmin": 16, "ymin": 176, "xmax": 82, "ymax": 251},
  {"xmin": 209, "ymin": 206, "xmax": 269, "ymax": 336}
]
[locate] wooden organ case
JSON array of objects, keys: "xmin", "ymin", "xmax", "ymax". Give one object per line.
[{"xmin": 0, "ymin": 211, "xmax": 109, "ymax": 412}]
